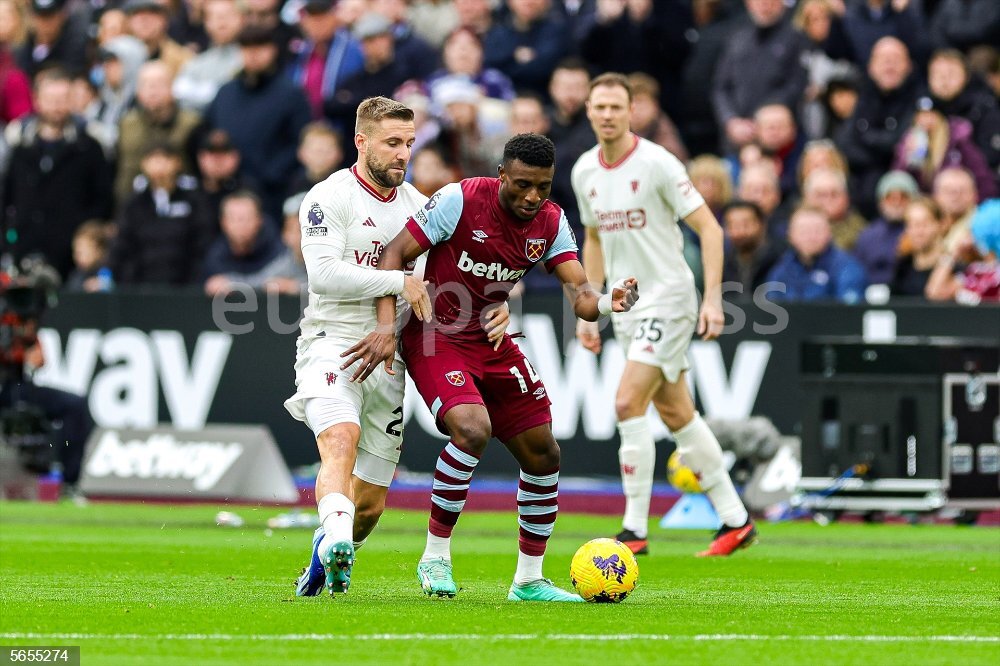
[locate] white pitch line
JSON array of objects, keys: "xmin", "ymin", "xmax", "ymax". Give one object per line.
[{"xmin": 1, "ymin": 633, "xmax": 997, "ymax": 644}]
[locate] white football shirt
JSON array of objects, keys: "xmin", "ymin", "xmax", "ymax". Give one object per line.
[
  {"xmin": 572, "ymin": 135, "xmax": 704, "ymax": 320},
  {"xmin": 299, "ymin": 165, "xmax": 427, "ymax": 341}
]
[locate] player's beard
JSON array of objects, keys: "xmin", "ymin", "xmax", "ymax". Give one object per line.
[{"xmin": 366, "ymin": 153, "xmax": 406, "ymax": 189}]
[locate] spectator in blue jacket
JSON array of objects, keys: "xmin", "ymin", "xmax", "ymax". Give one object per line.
[
  {"xmin": 201, "ymin": 189, "xmax": 285, "ymax": 295},
  {"xmin": 766, "ymin": 205, "xmax": 867, "ymax": 302},
  {"xmin": 853, "ymin": 169, "xmax": 919, "ymax": 284},
  {"xmin": 482, "ymin": 0, "xmax": 568, "ymax": 95}
]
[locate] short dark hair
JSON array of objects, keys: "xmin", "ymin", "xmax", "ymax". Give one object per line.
[
  {"xmin": 721, "ymin": 199, "xmax": 765, "ymax": 224},
  {"xmin": 502, "ymin": 133, "xmax": 555, "ymax": 169},
  {"xmin": 355, "ymin": 96, "xmax": 414, "ymax": 136}
]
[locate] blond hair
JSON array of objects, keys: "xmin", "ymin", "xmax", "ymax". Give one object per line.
[
  {"xmin": 355, "ymin": 96, "xmax": 415, "ymax": 136},
  {"xmin": 688, "ymin": 154, "xmax": 734, "ymax": 205}
]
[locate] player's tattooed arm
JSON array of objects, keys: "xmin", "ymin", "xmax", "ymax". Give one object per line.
[
  {"xmin": 340, "ymin": 227, "xmax": 430, "ymax": 382},
  {"xmin": 554, "ymin": 259, "xmax": 638, "ymax": 322}
]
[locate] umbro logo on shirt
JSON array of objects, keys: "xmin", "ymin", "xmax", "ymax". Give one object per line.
[
  {"xmin": 472, "ymin": 230, "xmax": 488, "ymax": 243},
  {"xmin": 362, "ymin": 217, "xmax": 376, "ymax": 227}
]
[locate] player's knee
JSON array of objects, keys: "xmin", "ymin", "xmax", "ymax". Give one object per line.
[
  {"xmin": 657, "ymin": 402, "xmax": 694, "ymax": 432},
  {"xmin": 615, "ymin": 396, "xmax": 645, "ymax": 421},
  {"xmin": 449, "ymin": 419, "xmax": 491, "ymax": 454},
  {"xmin": 316, "ymin": 426, "xmax": 358, "ymax": 461}
]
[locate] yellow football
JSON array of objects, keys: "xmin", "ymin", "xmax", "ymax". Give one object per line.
[
  {"xmin": 569, "ymin": 538, "xmax": 639, "ymax": 603},
  {"xmin": 667, "ymin": 449, "xmax": 703, "ymax": 494}
]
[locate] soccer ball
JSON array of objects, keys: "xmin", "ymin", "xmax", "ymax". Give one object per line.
[
  {"xmin": 667, "ymin": 450, "xmax": 703, "ymax": 494},
  {"xmin": 569, "ymin": 538, "xmax": 638, "ymax": 603}
]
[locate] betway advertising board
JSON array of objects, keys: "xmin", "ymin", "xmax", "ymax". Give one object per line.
[
  {"xmin": 79, "ymin": 425, "xmax": 298, "ymax": 503},
  {"xmin": 35, "ymin": 290, "xmax": 1000, "ymax": 476}
]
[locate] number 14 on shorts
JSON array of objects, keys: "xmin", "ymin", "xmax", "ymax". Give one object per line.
[{"xmin": 509, "ymin": 358, "xmax": 541, "ymax": 394}]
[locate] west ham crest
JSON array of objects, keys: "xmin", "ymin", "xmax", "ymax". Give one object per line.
[
  {"xmin": 525, "ymin": 238, "xmax": 547, "ymax": 262},
  {"xmin": 445, "ymin": 371, "xmax": 466, "ymax": 387}
]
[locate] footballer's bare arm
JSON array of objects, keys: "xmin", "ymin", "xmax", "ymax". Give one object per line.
[
  {"xmin": 683, "ymin": 204, "xmax": 725, "ymax": 341},
  {"xmin": 554, "ymin": 259, "xmax": 638, "ymax": 322}
]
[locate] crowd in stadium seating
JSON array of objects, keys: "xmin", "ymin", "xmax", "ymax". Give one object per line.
[{"xmin": 1, "ymin": 0, "xmax": 998, "ymax": 303}]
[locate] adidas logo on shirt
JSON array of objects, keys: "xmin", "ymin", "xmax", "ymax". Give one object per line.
[{"xmin": 362, "ymin": 217, "xmax": 376, "ymax": 227}]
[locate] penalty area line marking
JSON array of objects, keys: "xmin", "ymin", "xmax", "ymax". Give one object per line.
[{"xmin": 1, "ymin": 633, "xmax": 998, "ymax": 644}]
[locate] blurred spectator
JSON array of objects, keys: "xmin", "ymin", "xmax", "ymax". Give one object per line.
[
  {"xmin": 0, "ymin": 0, "xmax": 29, "ymax": 49},
  {"xmin": 793, "ymin": 0, "xmax": 856, "ymax": 140},
  {"xmin": 408, "ymin": 0, "xmax": 461, "ymax": 47},
  {"xmin": 288, "ymin": 0, "xmax": 363, "ymax": 121},
  {"xmin": 680, "ymin": 0, "xmax": 743, "ymax": 157},
  {"xmin": 115, "ymin": 59, "xmax": 200, "ymax": 208},
  {"xmin": 261, "ymin": 192, "xmax": 309, "ymax": 294},
  {"xmin": 797, "ymin": 139, "xmax": 849, "ymax": 196},
  {"xmin": 244, "ymin": 0, "xmax": 295, "ymax": 66},
  {"xmin": 967, "ymin": 45, "xmax": 999, "ymax": 97},
  {"xmin": 369, "ymin": 0, "xmax": 440, "ymax": 81},
  {"xmin": 65, "ymin": 220, "xmax": 112, "ymax": 292},
  {"xmin": 628, "ymin": 71, "xmax": 687, "ymax": 163},
  {"xmin": 835, "ymin": 36, "xmax": 919, "ymax": 216},
  {"xmin": 202, "ymin": 190, "xmax": 285, "ymax": 294},
  {"xmin": 579, "ymin": 0, "xmax": 691, "ymax": 121},
  {"xmin": 204, "ymin": 24, "xmax": 310, "ymax": 222},
  {"xmin": 110, "ymin": 141, "xmax": 213, "ymax": 285},
  {"xmin": 737, "ymin": 162, "xmax": 787, "ymax": 237},
  {"xmin": 509, "ymin": 91, "xmax": 550, "ymax": 135},
  {"xmin": 721, "ymin": 199, "xmax": 785, "ymax": 296},
  {"xmin": 124, "ymin": 0, "xmax": 195, "ymax": 76},
  {"xmin": 91, "ymin": 36, "xmax": 148, "ymax": 155},
  {"xmin": 754, "ymin": 103, "xmax": 804, "ymax": 200},
  {"xmin": 395, "ymin": 83, "xmax": 440, "ymax": 155},
  {"xmin": 926, "ymin": 198, "xmax": 1000, "ymax": 303},
  {"xmin": 547, "ymin": 58, "xmax": 594, "ymax": 225},
  {"xmin": 890, "ymin": 196, "xmax": 945, "ymax": 296},
  {"xmin": 0, "ymin": 45, "xmax": 32, "ymax": 123},
  {"xmin": 172, "ymin": 0, "xmax": 245, "ymax": 112},
  {"xmin": 431, "ymin": 74, "xmax": 510, "ymax": 178},
  {"xmin": 454, "ymin": 0, "xmax": 496, "ymax": 36},
  {"xmin": 68, "ymin": 73, "xmax": 115, "ymax": 155},
  {"xmin": 688, "ymin": 154, "xmax": 734, "ymax": 217},
  {"xmin": 426, "ymin": 27, "xmax": 515, "ymax": 102},
  {"xmin": 932, "ymin": 166, "xmax": 979, "ymax": 256},
  {"xmin": 926, "ymin": 49, "xmax": 1000, "ymax": 173},
  {"xmin": 288, "ymin": 120, "xmax": 343, "ymax": 198},
  {"xmin": 712, "ymin": 0, "xmax": 807, "ymax": 151},
  {"xmin": 14, "ymin": 0, "xmax": 88, "ymax": 78},
  {"xmin": 193, "ymin": 127, "xmax": 255, "ymax": 225},
  {"xmin": 483, "ymin": 0, "xmax": 569, "ymax": 95},
  {"xmin": 168, "ymin": 0, "xmax": 210, "ymax": 53},
  {"xmin": 326, "ymin": 13, "xmax": 413, "ymax": 140},
  {"xmin": 334, "ymin": 0, "xmax": 368, "ymax": 27},
  {"xmin": 842, "ymin": 0, "xmax": 928, "ymax": 67},
  {"xmin": 854, "ymin": 169, "xmax": 919, "ymax": 284},
  {"xmin": 930, "ymin": 0, "xmax": 1000, "ymax": 54},
  {"xmin": 96, "ymin": 8, "xmax": 128, "ymax": 46},
  {"xmin": 1, "ymin": 69, "xmax": 113, "ymax": 277},
  {"xmin": 765, "ymin": 205, "xmax": 866, "ymax": 303},
  {"xmin": 892, "ymin": 95, "xmax": 996, "ymax": 199},
  {"xmin": 817, "ymin": 73, "xmax": 860, "ymax": 139},
  {"xmin": 410, "ymin": 145, "xmax": 457, "ymax": 198},
  {"xmin": 802, "ymin": 167, "xmax": 868, "ymax": 250}
]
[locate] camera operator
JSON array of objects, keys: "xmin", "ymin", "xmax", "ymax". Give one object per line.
[{"xmin": 1, "ymin": 255, "xmax": 92, "ymax": 499}]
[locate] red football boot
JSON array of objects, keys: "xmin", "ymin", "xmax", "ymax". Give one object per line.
[
  {"xmin": 615, "ymin": 529, "xmax": 649, "ymax": 556},
  {"xmin": 696, "ymin": 520, "xmax": 758, "ymax": 557}
]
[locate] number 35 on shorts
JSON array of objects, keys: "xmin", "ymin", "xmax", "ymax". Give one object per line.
[
  {"xmin": 633, "ymin": 318, "xmax": 665, "ymax": 343},
  {"xmin": 509, "ymin": 358, "xmax": 545, "ymax": 399}
]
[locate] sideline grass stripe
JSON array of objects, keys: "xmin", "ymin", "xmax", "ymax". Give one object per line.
[{"xmin": 2, "ymin": 633, "xmax": 998, "ymax": 643}]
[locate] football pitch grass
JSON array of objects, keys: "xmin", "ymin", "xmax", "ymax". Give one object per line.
[{"xmin": 1, "ymin": 502, "xmax": 998, "ymax": 666}]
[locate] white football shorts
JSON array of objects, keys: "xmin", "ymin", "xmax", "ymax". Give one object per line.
[
  {"xmin": 284, "ymin": 336, "xmax": 406, "ymax": 487},
  {"xmin": 612, "ymin": 314, "xmax": 696, "ymax": 384}
]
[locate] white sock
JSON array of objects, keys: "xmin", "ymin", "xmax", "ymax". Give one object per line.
[
  {"xmin": 618, "ymin": 416, "xmax": 655, "ymax": 538},
  {"xmin": 421, "ymin": 531, "xmax": 451, "ymax": 562},
  {"xmin": 673, "ymin": 414, "xmax": 749, "ymax": 528},
  {"xmin": 513, "ymin": 552, "xmax": 544, "ymax": 586},
  {"xmin": 352, "ymin": 537, "xmax": 367, "ymax": 551},
  {"xmin": 317, "ymin": 492, "xmax": 354, "ymax": 554}
]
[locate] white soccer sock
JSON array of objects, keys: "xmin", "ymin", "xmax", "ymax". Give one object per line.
[
  {"xmin": 421, "ymin": 531, "xmax": 451, "ymax": 562},
  {"xmin": 618, "ymin": 416, "xmax": 655, "ymax": 538},
  {"xmin": 673, "ymin": 414, "xmax": 749, "ymax": 528},
  {"xmin": 317, "ymin": 492, "xmax": 354, "ymax": 554},
  {"xmin": 352, "ymin": 537, "xmax": 367, "ymax": 551},
  {"xmin": 513, "ymin": 552, "xmax": 544, "ymax": 586}
]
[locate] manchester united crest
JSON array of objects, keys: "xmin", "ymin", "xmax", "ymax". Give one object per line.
[
  {"xmin": 325, "ymin": 371, "xmax": 337, "ymax": 386},
  {"xmin": 525, "ymin": 238, "xmax": 547, "ymax": 262},
  {"xmin": 445, "ymin": 370, "xmax": 466, "ymax": 387}
]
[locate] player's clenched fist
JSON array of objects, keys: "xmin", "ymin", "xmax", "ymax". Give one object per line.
[
  {"xmin": 403, "ymin": 275, "xmax": 432, "ymax": 323},
  {"xmin": 612, "ymin": 277, "xmax": 639, "ymax": 312}
]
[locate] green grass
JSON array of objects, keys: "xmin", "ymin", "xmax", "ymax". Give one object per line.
[{"xmin": 1, "ymin": 501, "xmax": 998, "ymax": 666}]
